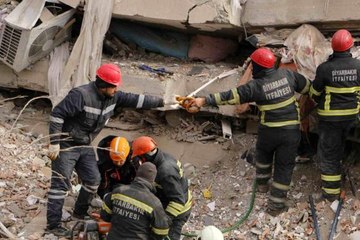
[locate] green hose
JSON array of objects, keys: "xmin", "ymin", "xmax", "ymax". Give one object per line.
[{"xmin": 181, "ymin": 179, "xmax": 257, "ymax": 238}]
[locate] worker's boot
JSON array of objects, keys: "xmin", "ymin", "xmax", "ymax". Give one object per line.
[
  {"xmin": 322, "ymin": 193, "xmax": 339, "ymax": 202},
  {"xmin": 266, "ymin": 200, "xmax": 288, "ymax": 216},
  {"xmin": 257, "ymin": 184, "xmax": 269, "ymax": 193},
  {"xmin": 72, "ymin": 210, "xmax": 90, "ymax": 221},
  {"xmin": 46, "ymin": 225, "xmax": 71, "ymax": 238},
  {"xmin": 312, "ymin": 192, "xmax": 339, "ymax": 203}
]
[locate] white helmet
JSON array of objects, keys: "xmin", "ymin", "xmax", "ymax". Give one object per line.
[{"xmin": 199, "ymin": 226, "xmax": 224, "ymax": 240}]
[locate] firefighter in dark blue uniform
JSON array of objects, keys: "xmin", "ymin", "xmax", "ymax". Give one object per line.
[
  {"xmin": 46, "ymin": 63, "xmax": 164, "ymax": 236},
  {"xmin": 131, "ymin": 136, "xmax": 192, "ymax": 240},
  {"xmin": 187, "ymin": 48, "xmax": 310, "ymax": 215},
  {"xmin": 100, "ymin": 162, "xmax": 170, "ymax": 240},
  {"xmin": 309, "ymin": 29, "xmax": 360, "ymax": 201},
  {"xmin": 96, "ymin": 135, "xmax": 140, "ymax": 199}
]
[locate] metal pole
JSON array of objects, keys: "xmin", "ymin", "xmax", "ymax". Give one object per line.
[{"xmin": 309, "ymin": 194, "xmax": 322, "ymax": 240}]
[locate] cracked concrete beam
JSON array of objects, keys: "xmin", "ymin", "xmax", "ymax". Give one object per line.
[
  {"xmin": 113, "ymin": 0, "xmax": 360, "ymax": 35},
  {"xmin": 113, "ymin": 0, "xmax": 192, "ymax": 22},
  {"xmin": 112, "ymin": 0, "xmax": 236, "ymax": 34},
  {"xmin": 186, "ymin": 1, "xmax": 217, "ymax": 24},
  {"xmin": 242, "ymin": 0, "xmax": 360, "ymax": 29}
]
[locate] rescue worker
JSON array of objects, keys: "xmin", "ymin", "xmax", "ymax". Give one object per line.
[
  {"xmin": 309, "ymin": 29, "xmax": 360, "ymax": 201},
  {"xmin": 131, "ymin": 136, "xmax": 192, "ymax": 240},
  {"xmin": 100, "ymin": 162, "xmax": 170, "ymax": 240},
  {"xmin": 46, "ymin": 63, "xmax": 164, "ymax": 237},
  {"xmin": 185, "ymin": 48, "xmax": 310, "ymax": 215},
  {"xmin": 97, "ymin": 135, "xmax": 140, "ymax": 199}
]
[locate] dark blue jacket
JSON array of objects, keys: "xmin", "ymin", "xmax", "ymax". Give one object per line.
[
  {"xmin": 49, "ymin": 82, "xmax": 163, "ymax": 145},
  {"xmin": 206, "ymin": 68, "xmax": 310, "ymax": 129},
  {"xmin": 310, "ymin": 52, "xmax": 360, "ymax": 121}
]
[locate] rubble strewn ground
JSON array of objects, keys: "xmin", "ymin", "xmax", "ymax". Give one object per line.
[
  {"xmin": 0, "ymin": 112, "xmax": 51, "ymax": 239},
  {"xmin": 0, "ymin": 0, "xmax": 359, "ymax": 239},
  {"xmin": 0, "ymin": 89, "xmax": 359, "ymax": 240}
]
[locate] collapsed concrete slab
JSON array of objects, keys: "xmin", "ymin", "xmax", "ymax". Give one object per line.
[
  {"xmin": 242, "ymin": 0, "xmax": 360, "ymax": 33},
  {"xmin": 112, "ymin": 0, "xmax": 242, "ymax": 35},
  {"xmin": 113, "ymin": 0, "xmax": 360, "ymax": 35},
  {"xmin": 3, "ymin": 0, "xmax": 360, "ymax": 117}
]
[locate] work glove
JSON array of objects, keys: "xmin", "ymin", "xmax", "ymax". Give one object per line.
[
  {"xmin": 48, "ymin": 144, "xmax": 60, "ymax": 160},
  {"xmin": 175, "ymin": 96, "xmax": 200, "ymax": 113}
]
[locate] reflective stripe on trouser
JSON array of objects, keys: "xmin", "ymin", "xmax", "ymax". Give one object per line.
[
  {"xmin": 321, "ymin": 174, "xmax": 341, "ymax": 195},
  {"xmin": 269, "ymin": 181, "xmax": 291, "ymax": 208},
  {"xmin": 74, "ymin": 183, "xmax": 100, "ymax": 216},
  {"xmin": 47, "ymin": 143, "xmax": 100, "ymax": 228},
  {"xmin": 168, "ymin": 209, "xmax": 191, "ymax": 240},
  {"xmin": 47, "ymin": 144, "xmax": 76, "ymax": 229},
  {"xmin": 255, "ymin": 160, "xmax": 272, "ymax": 185},
  {"xmin": 317, "ymin": 120, "xmax": 355, "ymax": 197},
  {"xmin": 256, "ymin": 127, "xmax": 300, "ymax": 208},
  {"xmin": 73, "ymin": 146, "xmax": 101, "ymax": 216}
]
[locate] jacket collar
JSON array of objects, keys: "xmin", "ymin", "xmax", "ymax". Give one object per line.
[
  {"xmin": 253, "ymin": 68, "xmax": 276, "ymax": 78},
  {"xmin": 331, "ymin": 51, "xmax": 352, "ymax": 59},
  {"xmin": 90, "ymin": 81, "xmax": 106, "ymax": 100},
  {"xmin": 133, "ymin": 177, "xmax": 156, "ymax": 192}
]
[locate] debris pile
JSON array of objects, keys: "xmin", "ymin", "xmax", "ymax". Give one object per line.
[
  {"xmin": 0, "ymin": 122, "xmax": 50, "ymax": 239},
  {"xmin": 0, "ymin": 91, "xmax": 360, "ymax": 240},
  {"xmin": 182, "ymin": 146, "xmax": 360, "ymax": 240}
]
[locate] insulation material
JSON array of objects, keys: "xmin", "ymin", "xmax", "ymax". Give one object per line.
[
  {"xmin": 350, "ymin": 46, "xmax": 360, "ymax": 60},
  {"xmin": 283, "ymin": 24, "xmax": 332, "ymax": 80},
  {"xmin": 58, "ymin": 0, "xmax": 114, "ymax": 105},
  {"xmin": 252, "ymin": 28, "xmax": 294, "ymax": 46},
  {"xmin": 48, "ymin": 42, "xmax": 70, "ymax": 106}
]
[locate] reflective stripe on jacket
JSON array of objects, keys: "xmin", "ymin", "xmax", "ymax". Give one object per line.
[
  {"xmin": 205, "ymin": 68, "xmax": 310, "ymax": 128},
  {"xmin": 100, "ymin": 178, "xmax": 169, "ymax": 240},
  {"xmin": 310, "ymin": 52, "xmax": 360, "ymax": 121},
  {"xmin": 152, "ymin": 149, "xmax": 192, "ymax": 218},
  {"xmin": 49, "ymin": 82, "xmax": 163, "ymax": 145}
]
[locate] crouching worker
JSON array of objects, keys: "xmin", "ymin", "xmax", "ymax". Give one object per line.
[
  {"xmin": 132, "ymin": 136, "xmax": 193, "ymax": 240},
  {"xmin": 97, "ymin": 135, "xmax": 140, "ymax": 199},
  {"xmin": 100, "ymin": 162, "xmax": 170, "ymax": 239}
]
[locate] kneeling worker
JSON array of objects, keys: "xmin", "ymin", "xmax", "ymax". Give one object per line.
[
  {"xmin": 132, "ymin": 136, "xmax": 192, "ymax": 240},
  {"xmin": 100, "ymin": 162, "xmax": 170, "ymax": 240},
  {"xmin": 97, "ymin": 135, "xmax": 140, "ymax": 199}
]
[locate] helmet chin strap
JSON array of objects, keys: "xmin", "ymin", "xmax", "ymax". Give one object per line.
[
  {"xmin": 252, "ymin": 61, "xmax": 265, "ymax": 75},
  {"xmin": 140, "ymin": 148, "xmax": 158, "ymax": 163}
]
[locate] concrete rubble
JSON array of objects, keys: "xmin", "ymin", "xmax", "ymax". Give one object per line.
[
  {"xmin": 0, "ymin": 120, "xmax": 50, "ymax": 238},
  {"xmin": 0, "ymin": 93, "xmax": 359, "ymax": 239},
  {"xmin": 0, "ymin": 1, "xmax": 359, "ymax": 240}
]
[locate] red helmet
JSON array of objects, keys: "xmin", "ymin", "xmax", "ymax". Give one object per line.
[
  {"xmin": 331, "ymin": 29, "xmax": 354, "ymax": 52},
  {"xmin": 131, "ymin": 136, "xmax": 157, "ymax": 158},
  {"xmin": 96, "ymin": 63, "xmax": 122, "ymax": 86},
  {"xmin": 250, "ymin": 48, "xmax": 276, "ymax": 68}
]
